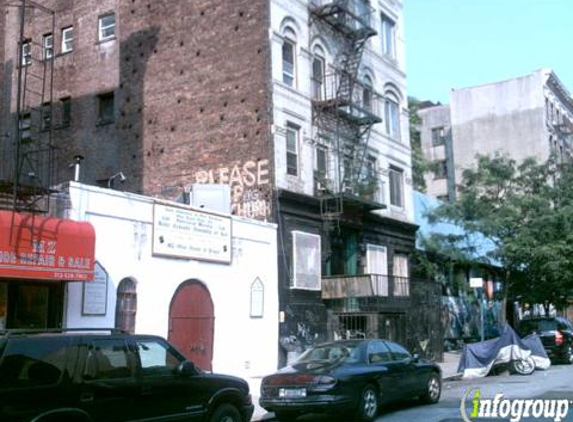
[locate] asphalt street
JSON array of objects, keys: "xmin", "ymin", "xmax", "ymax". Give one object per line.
[{"xmin": 276, "ymin": 364, "xmax": 573, "ymax": 422}]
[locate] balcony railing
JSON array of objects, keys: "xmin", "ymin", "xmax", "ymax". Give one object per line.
[
  {"xmin": 322, "ymin": 274, "xmax": 411, "ymax": 299},
  {"xmin": 310, "ymin": 0, "xmax": 376, "ymax": 37},
  {"xmin": 313, "ymin": 71, "xmax": 382, "ymax": 126}
]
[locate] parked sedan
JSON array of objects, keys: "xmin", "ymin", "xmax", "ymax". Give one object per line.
[
  {"xmin": 517, "ymin": 316, "xmax": 573, "ymax": 364},
  {"xmin": 259, "ymin": 339, "xmax": 441, "ymax": 421}
]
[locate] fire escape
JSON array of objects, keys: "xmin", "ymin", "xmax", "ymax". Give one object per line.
[
  {"xmin": 309, "ymin": 0, "xmax": 382, "ymax": 221},
  {"xmin": 0, "ymin": 0, "xmax": 56, "ymax": 213}
]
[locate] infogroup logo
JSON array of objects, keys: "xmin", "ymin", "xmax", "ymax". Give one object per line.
[{"xmin": 460, "ymin": 388, "xmax": 571, "ymax": 422}]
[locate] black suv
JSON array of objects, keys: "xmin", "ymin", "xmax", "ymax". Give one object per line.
[
  {"xmin": 517, "ymin": 317, "xmax": 573, "ymax": 364},
  {"xmin": 0, "ymin": 329, "xmax": 254, "ymax": 422}
]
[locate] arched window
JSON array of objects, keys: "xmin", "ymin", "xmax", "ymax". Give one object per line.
[
  {"xmin": 115, "ymin": 278, "xmax": 137, "ymax": 334},
  {"xmin": 363, "ymin": 75, "xmax": 373, "ymax": 112},
  {"xmin": 282, "ymin": 27, "xmax": 297, "ymax": 87},
  {"xmin": 311, "ymin": 45, "xmax": 325, "ymax": 100},
  {"xmin": 384, "ymin": 92, "xmax": 400, "ymax": 140}
]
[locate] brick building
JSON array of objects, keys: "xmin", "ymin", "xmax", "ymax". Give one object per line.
[{"xmin": 1, "ymin": 0, "xmax": 439, "ymax": 365}]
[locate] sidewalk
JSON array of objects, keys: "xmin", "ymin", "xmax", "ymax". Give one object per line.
[{"xmin": 248, "ymin": 351, "xmax": 463, "ymax": 421}]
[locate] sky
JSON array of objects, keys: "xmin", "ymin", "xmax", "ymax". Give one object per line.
[{"xmin": 403, "ymin": 0, "xmax": 573, "ymax": 104}]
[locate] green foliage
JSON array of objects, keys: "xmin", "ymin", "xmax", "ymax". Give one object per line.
[
  {"xmin": 426, "ymin": 153, "xmax": 573, "ymax": 310},
  {"xmin": 408, "ymin": 97, "xmax": 430, "ymax": 192}
]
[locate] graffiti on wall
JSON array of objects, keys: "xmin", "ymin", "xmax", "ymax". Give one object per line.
[
  {"xmin": 193, "ymin": 159, "xmax": 271, "ymax": 219},
  {"xmin": 442, "ymin": 296, "xmax": 503, "ymax": 345}
]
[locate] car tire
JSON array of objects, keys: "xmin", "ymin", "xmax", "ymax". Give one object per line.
[
  {"xmin": 420, "ymin": 372, "xmax": 441, "ymax": 404},
  {"xmin": 274, "ymin": 410, "xmax": 299, "ymax": 421},
  {"xmin": 209, "ymin": 403, "xmax": 241, "ymax": 422},
  {"xmin": 356, "ymin": 384, "xmax": 379, "ymax": 422}
]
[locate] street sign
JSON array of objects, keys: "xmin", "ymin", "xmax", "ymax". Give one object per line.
[{"xmin": 470, "ymin": 277, "xmax": 483, "ymax": 288}]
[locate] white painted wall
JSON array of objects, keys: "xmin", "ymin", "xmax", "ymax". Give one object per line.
[
  {"xmin": 62, "ymin": 182, "xmax": 279, "ymax": 380},
  {"xmin": 269, "ymin": 0, "xmax": 414, "ymax": 222}
]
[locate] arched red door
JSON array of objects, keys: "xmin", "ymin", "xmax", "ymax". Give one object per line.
[{"xmin": 168, "ymin": 281, "xmax": 214, "ymax": 371}]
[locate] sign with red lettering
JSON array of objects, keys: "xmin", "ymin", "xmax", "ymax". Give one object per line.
[{"xmin": 0, "ymin": 211, "xmax": 96, "ymax": 281}]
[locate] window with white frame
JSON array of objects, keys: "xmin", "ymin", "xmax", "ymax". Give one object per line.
[
  {"xmin": 61, "ymin": 26, "xmax": 73, "ymax": 53},
  {"xmin": 366, "ymin": 244, "xmax": 388, "ymax": 296},
  {"xmin": 384, "ymin": 94, "xmax": 400, "ymax": 140},
  {"xmin": 99, "ymin": 13, "xmax": 116, "ymax": 41},
  {"xmin": 393, "ymin": 254, "xmax": 409, "ymax": 296},
  {"xmin": 388, "ymin": 166, "xmax": 403, "ymax": 208},
  {"xmin": 286, "ymin": 122, "xmax": 299, "ymax": 176},
  {"xmin": 43, "ymin": 34, "xmax": 53, "ymax": 60},
  {"xmin": 380, "ymin": 13, "xmax": 396, "ymax": 58},
  {"xmin": 282, "ymin": 28, "xmax": 296, "ymax": 87},
  {"xmin": 21, "ymin": 40, "xmax": 31, "ymax": 66},
  {"xmin": 292, "ymin": 231, "xmax": 321, "ymax": 290}
]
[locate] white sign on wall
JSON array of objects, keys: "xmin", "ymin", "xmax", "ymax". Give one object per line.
[
  {"xmin": 152, "ymin": 203, "xmax": 232, "ymax": 263},
  {"xmin": 82, "ymin": 261, "xmax": 108, "ymax": 316}
]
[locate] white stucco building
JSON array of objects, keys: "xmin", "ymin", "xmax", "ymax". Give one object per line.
[{"xmin": 62, "ymin": 182, "xmax": 279, "ymax": 380}]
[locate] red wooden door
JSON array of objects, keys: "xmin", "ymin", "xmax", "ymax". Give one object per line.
[{"xmin": 168, "ymin": 281, "xmax": 214, "ymax": 371}]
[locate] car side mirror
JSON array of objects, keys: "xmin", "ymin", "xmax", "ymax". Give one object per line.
[
  {"xmin": 177, "ymin": 360, "xmax": 198, "ymax": 377},
  {"xmin": 412, "ymin": 353, "xmax": 420, "ymax": 363}
]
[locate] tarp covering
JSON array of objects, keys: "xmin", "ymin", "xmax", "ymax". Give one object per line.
[{"xmin": 457, "ymin": 324, "xmax": 550, "ymax": 379}]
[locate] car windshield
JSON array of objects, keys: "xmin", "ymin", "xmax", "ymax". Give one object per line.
[
  {"xmin": 518, "ymin": 319, "xmax": 557, "ymax": 334},
  {"xmin": 295, "ymin": 343, "xmax": 361, "ymax": 364}
]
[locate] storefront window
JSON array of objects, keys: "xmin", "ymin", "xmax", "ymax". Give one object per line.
[{"xmin": 0, "ymin": 283, "xmax": 7, "ymax": 330}]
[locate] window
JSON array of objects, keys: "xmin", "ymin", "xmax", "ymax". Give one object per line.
[
  {"xmin": 43, "ymin": 34, "xmax": 53, "ymax": 60},
  {"xmin": 97, "ymin": 92, "xmax": 115, "ymax": 124},
  {"xmin": 84, "ymin": 339, "xmax": 132, "ymax": 380},
  {"xmin": 60, "ymin": 97, "xmax": 71, "ymax": 127},
  {"xmin": 311, "ymin": 55, "xmax": 325, "ymax": 100},
  {"xmin": 388, "ymin": 166, "xmax": 403, "ymax": 207},
  {"xmin": 315, "ymin": 144, "xmax": 328, "ymax": 178},
  {"xmin": 19, "ymin": 112, "xmax": 31, "ymax": 140},
  {"xmin": 385, "ymin": 341, "xmax": 411, "ymax": 361},
  {"xmin": 368, "ymin": 341, "xmax": 392, "ymax": 364},
  {"xmin": 136, "ymin": 339, "xmax": 182, "ymax": 377},
  {"xmin": 282, "ymin": 29, "xmax": 296, "ymax": 87},
  {"xmin": 366, "ymin": 244, "xmax": 388, "ymax": 296},
  {"xmin": 363, "ymin": 75, "xmax": 373, "ymax": 112},
  {"xmin": 380, "ymin": 13, "xmax": 396, "ymax": 58},
  {"xmin": 393, "ymin": 253, "xmax": 409, "ymax": 296},
  {"xmin": 437, "ymin": 195, "xmax": 449, "ymax": 203},
  {"xmin": 384, "ymin": 95, "xmax": 400, "ymax": 140},
  {"xmin": 292, "ymin": 231, "xmax": 321, "ymax": 290},
  {"xmin": 99, "ymin": 13, "xmax": 116, "ymax": 41},
  {"xmin": 431, "ymin": 127, "xmax": 446, "ymax": 146},
  {"xmin": 0, "ymin": 338, "xmax": 68, "ymax": 389},
  {"xmin": 433, "ymin": 160, "xmax": 447, "ymax": 179},
  {"xmin": 286, "ymin": 122, "xmax": 299, "ymax": 176},
  {"xmin": 41, "ymin": 103, "xmax": 51, "ymax": 131},
  {"xmin": 61, "ymin": 26, "xmax": 73, "ymax": 53},
  {"xmin": 115, "ymin": 278, "xmax": 136, "ymax": 334},
  {"xmin": 21, "ymin": 40, "xmax": 31, "ymax": 66}
]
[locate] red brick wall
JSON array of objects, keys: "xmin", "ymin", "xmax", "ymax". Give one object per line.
[{"xmin": 1, "ymin": 0, "xmax": 273, "ymax": 219}]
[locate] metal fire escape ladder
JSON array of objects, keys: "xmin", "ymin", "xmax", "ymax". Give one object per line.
[
  {"xmin": 8, "ymin": 0, "xmax": 56, "ymax": 213},
  {"xmin": 310, "ymin": 0, "xmax": 378, "ymax": 221}
]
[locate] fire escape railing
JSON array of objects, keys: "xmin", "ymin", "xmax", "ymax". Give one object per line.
[
  {"xmin": 309, "ymin": 0, "xmax": 381, "ymax": 219},
  {"xmin": 0, "ymin": 0, "xmax": 56, "ymax": 213}
]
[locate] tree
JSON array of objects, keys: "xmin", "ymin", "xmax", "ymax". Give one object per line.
[
  {"xmin": 425, "ymin": 153, "xmax": 573, "ymax": 314},
  {"xmin": 408, "ymin": 96, "xmax": 430, "ymax": 192}
]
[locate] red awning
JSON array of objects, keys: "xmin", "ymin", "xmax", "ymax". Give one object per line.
[{"xmin": 0, "ymin": 211, "xmax": 95, "ymax": 281}]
